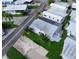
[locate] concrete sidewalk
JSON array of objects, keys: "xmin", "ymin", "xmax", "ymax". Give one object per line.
[
  {"xmin": 3, "ymin": 54, "xmax": 8, "ymax": 59},
  {"xmin": 13, "ymin": 36, "xmax": 48, "ymax": 59}
]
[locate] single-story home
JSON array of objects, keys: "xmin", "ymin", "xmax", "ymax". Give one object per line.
[
  {"xmin": 42, "ymin": 3, "xmax": 67, "ymax": 24},
  {"xmin": 61, "ymin": 37, "xmax": 76, "ymax": 59},
  {"xmin": 14, "ymin": 0, "xmax": 33, "ymax": 4},
  {"xmin": 66, "ymin": 21, "xmax": 76, "ymax": 39},
  {"xmin": 29, "ymin": 18, "xmax": 62, "ymax": 42},
  {"xmin": 2, "ymin": 4, "xmax": 27, "ymax": 14}
]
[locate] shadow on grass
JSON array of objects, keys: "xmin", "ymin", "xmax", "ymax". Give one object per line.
[
  {"xmin": 7, "ymin": 47, "xmax": 27, "ymax": 59},
  {"xmin": 2, "ymin": 22, "xmax": 18, "ymax": 29}
]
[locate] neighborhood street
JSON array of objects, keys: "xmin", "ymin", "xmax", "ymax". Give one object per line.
[{"xmin": 2, "ymin": 3, "xmax": 46, "ymax": 56}]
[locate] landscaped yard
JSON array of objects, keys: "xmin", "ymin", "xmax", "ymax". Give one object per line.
[
  {"xmin": 22, "ymin": 14, "xmax": 70, "ymax": 59},
  {"xmin": 23, "ymin": 28, "xmax": 67, "ymax": 59},
  {"xmin": 7, "ymin": 47, "xmax": 27, "ymax": 59}
]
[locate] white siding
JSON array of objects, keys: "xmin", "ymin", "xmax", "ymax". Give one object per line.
[{"xmin": 42, "ymin": 11, "xmax": 63, "ymax": 23}]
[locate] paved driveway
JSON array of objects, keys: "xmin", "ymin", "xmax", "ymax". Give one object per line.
[
  {"xmin": 13, "ymin": 16, "xmax": 28, "ymax": 25},
  {"xmin": 2, "ymin": 16, "xmax": 28, "ymax": 25}
]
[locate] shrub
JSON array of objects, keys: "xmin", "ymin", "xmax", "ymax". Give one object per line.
[{"xmin": 2, "ymin": 22, "xmax": 17, "ymax": 29}]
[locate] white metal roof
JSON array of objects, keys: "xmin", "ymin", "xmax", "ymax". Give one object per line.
[
  {"xmin": 42, "ymin": 3, "xmax": 67, "ymax": 23},
  {"xmin": 15, "ymin": 0, "xmax": 32, "ymax": 4},
  {"xmin": 72, "ymin": 18, "xmax": 76, "ymax": 23},
  {"xmin": 47, "ymin": 7, "xmax": 67, "ymax": 17},
  {"xmin": 66, "ymin": 22, "xmax": 76, "ymax": 37},
  {"xmin": 65, "ymin": 37, "xmax": 76, "ymax": 46},
  {"xmin": 61, "ymin": 37, "xmax": 76, "ymax": 59},
  {"xmin": 54, "ymin": 2, "xmax": 69, "ymax": 8},
  {"xmin": 3, "ymin": 0, "xmax": 13, "ymax": 2},
  {"xmin": 72, "ymin": 3, "xmax": 76, "ymax": 8},
  {"xmin": 50, "ymin": 3, "xmax": 67, "ymax": 10},
  {"xmin": 29, "ymin": 18, "xmax": 59, "ymax": 40},
  {"xmin": 47, "ymin": 6, "xmax": 67, "ymax": 18},
  {"xmin": 70, "ymin": 10, "xmax": 76, "ymax": 21},
  {"xmin": 2, "ymin": 4, "xmax": 27, "ymax": 11}
]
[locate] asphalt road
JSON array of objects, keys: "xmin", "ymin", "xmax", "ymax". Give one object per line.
[{"xmin": 2, "ymin": 3, "xmax": 46, "ymax": 56}]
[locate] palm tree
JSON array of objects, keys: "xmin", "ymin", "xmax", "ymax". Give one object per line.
[
  {"xmin": 2, "ymin": 12, "xmax": 15, "ymax": 29},
  {"xmin": 2, "ymin": 12, "xmax": 13, "ymax": 22}
]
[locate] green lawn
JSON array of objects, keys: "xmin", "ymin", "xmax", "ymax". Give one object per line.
[
  {"xmin": 48, "ymin": 0, "xmax": 54, "ymax": 4},
  {"xmin": 2, "ymin": 11, "xmax": 28, "ymax": 17},
  {"xmin": 23, "ymin": 28, "xmax": 67, "ymax": 59},
  {"xmin": 28, "ymin": 5, "xmax": 39, "ymax": 9},
  {"xmin": 7, "ymin": 47, "xmax": 27, "ymax": 59},
  {"xmin": 12, "ymin": 14, "xmax": 27, "ymax": 17},
  {"xmin": 12, "ymin": 11, "xmax": 28, "ymax": 17}
]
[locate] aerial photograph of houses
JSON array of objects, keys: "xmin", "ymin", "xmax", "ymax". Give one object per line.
[{"xmin": 2, "ymin": 0, "xmax": 76, "ymax": 59}]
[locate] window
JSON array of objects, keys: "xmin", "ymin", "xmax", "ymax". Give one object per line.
[{"xmin": 57, "ymin": 19, "xmax": 59, "ymax": 22}]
